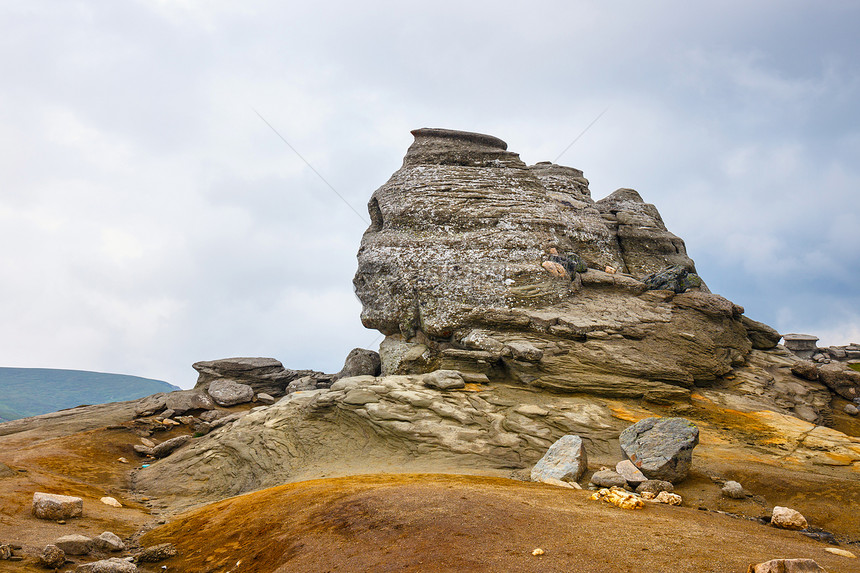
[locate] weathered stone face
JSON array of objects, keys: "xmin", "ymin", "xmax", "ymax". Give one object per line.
[{"xmin": 353, "ymin": 128, "xmax": 770, "ymax": 398}]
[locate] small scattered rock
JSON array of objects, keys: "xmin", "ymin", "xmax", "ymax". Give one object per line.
[
  {"xmin": 93, "ymin": 531, "xmax": 125, "ymax": 552},
  {"xmin": 38, "ymin": 544, "xmax": 65, "ymax": 568},
  {"xmin": 532, "ymin": 548, "xmax": 545, "ymax": 556},
  {"xmin": 636, "ymin": 480, "xmax": 674, "ymax": 495},
  {"xmin": 722, "ymin": 480, "xmax": 745, "ymax": 499},
  {"xmin": 76, "ymin": 557, "xmax": 138, "ymax": 572},
  {"xmin": 55, "ymin": 533, "xmax": 93, "ymax": 555},
  {"xmin": 771, "ymin": 506, "xmax": 808, "ymax": 530},
  {"xmin": 0, "ymin": 544, "xmax": 11, "ymax": 560},
  {"xmin": 615, "ymin": 459, "xmax": 647, "ymax": 487},
  {"xmin": 32, "ymin": 492, "xmax": 83, "ymax": 520},
  {"xmin": 206, "ymin": 379, "xmax": 255, "ymax": 406},
  {"xmin": 845, "ymin": 403, "xmax": 859, "ymax": 416},
  {"xmin": 135, "ymin": 543, "xmax": 177, "ymax": 562},
  {"xmin": 422, "ymin": 370, "xmax": 466, "ymax": 390},
  {"xmin": 651, "ymin": 491, "xmax": 682, "ymax": 505},
  {"xmin": 747, "ymin": 559, "xmax": 824, "ymax": 573},
  {"xmin": 590, "ymin": 469, "xmax": 628, "ymax": 489},
  {"xmin": 824, "ymin": 547, "xmax": 856, "ymax": 558},
  {"xmin": 140, "ymin": 438, "xmax": 156, "ymax": 448},
  {"xmin": 100, "ymin": 496, "xmax": 122, "ymax": 508},
  {"xmin": 531, "ymin": 435, "xmax": 588, "ymax": 484},
  {"xmin": 256, "ymin": 393, "xmax": 276, "ymax": 405}
]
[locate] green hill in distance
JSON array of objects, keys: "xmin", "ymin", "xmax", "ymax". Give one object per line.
[{"xmin": 0, "ymin": 367, "xmax": 180, "ymax": 422}]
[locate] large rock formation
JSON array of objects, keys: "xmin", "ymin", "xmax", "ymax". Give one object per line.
[
  {"xmin": 353, "ymin": 128, "xmax": 800, "ymax": 404},
  {"xmin": 132, "ymin": 128, "xmax": 853, "ymax": 510}
]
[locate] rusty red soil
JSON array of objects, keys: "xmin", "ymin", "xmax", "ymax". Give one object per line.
[{"xmin": 142, "ymin": 474, "xmax": 860, "ymax": 573}]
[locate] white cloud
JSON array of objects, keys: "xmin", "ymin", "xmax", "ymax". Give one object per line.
[{"xmin": 1, "ymin": 1, "xmax": 858, "ymax": 386}]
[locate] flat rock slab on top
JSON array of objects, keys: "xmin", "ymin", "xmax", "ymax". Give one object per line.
[
  {"xmin": 619, "ymin": 417, "xmax": 699, "ymax": 483},
  {"xmin": 193, "ymin": 357, "xmax": 294, "ymax": 395}
]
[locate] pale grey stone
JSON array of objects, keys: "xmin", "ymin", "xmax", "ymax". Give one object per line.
[
  {"xmin": 93, "ymin": 531, "xmax": 124, "ymax": 552},
  {"xmin": 721, "ymin": 480, "xmax": 745, "ymax": 499},
  {"xmin": 530, "ymin": 435, "xmax": 587, "ymax": 484},
  {"xmin": 55, "ymin": 533, "xmax": 92, "ymax": 555},
  {"xmin": 422, "ymin": 370, "xmax": 465, "ymax": 390},
  {"xmin": 32, "ymin": 492, "xmax": 83, "ymax": 520},
  {"xmin": 590, "ymin": 469, "xmax": 628, "ymax": 488},
  {"xmin": 615, "ymin": 459, "xmax": 647, "ymax": 486},
  {"xmin": 207, "ymin": 380, "xmax": 255, "ymax": 406}
]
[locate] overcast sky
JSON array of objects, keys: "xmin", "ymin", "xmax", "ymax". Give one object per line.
[{"xmin": 1, "ymin": 1, "xmax": 858, "ymax": 388}]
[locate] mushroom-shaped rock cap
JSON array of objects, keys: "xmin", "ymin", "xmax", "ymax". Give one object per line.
[
  {"xmin": 410, "ymin": 128, "xmax": 508, "ymax": 150},
  {"xmin": 403, "ymin": 128, "xmax": 522, "ymax": 168}
]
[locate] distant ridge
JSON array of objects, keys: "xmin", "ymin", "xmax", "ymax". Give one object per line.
[{"xmin": 0, "ymin": 367, "xmax": 180, "ymax": 422}]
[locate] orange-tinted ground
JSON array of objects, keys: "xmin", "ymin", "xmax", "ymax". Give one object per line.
[
  {"xmin": 142, "ymin": 473, "xmax": 860, "ymax": 573},
  {"xmin": 2, "ymin": 399, "xmax": 860, "ymax": 572}
]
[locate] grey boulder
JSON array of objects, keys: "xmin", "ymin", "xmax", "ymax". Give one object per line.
[
  {"xmin": 55, "ymin": 534, "xmax": 92, "ymax": 555},
  {"xmin": 206, "ymin": 380, "xmax": 255, "ymax": 406},
  {"xmin": 165, "ymin": 390, "xmax": 215, "ymax": 414},
  {"xmin": 589, "ymin": 469, "xmax": 628, "ymax": 489},
  {"xmin": 615, "ymin": 459, "xmax": 647, "ymax": 487},
  {"xmin": 93, "ymin": 531, "xmax": 124, "ymax": 552},
  {"xmin": 32, "ymin": 492, "xmax": 83, "ymax": 520},
  {"xmin": 336, "ymin": 348, "xmax": 381, "ymax": 379},
  {"xmin": 722, "ymin": 480, "xmax": 745, "ymax": 499},
  {"xmin": 530, "ymin": 435, "xmax": 588, "ymax": 484},
  {"xmin": 619, "ymin": 417, "xmax": 699, "ymax": 483}
]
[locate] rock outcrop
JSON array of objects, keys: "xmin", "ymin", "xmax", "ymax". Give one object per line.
[{"xmin": 352, "ymin": 128, "xmax": 799, "ymax": 406}]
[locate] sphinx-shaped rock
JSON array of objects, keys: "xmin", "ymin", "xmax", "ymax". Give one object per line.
[{"xmin": 354, "ymin": 128, "xmax": 761, "ymax": 399}]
